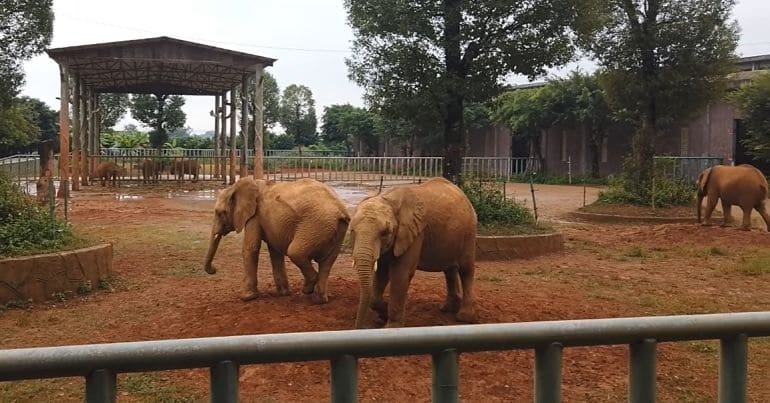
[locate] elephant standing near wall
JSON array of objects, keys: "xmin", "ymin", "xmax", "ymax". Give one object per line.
[
  {"xmin": 171, "ymin": 159, "xmax": 199, "ymax": 182},
  {"xmin": 94, "ymin": 161, "xmax": 124, "ymax": 187},
  {"xmin": 349, "ymin": 177, "xmax": 478, "ymax": 328},
  {"xmin": 203, "ymin": 178, "xmax": 350, "ymax": 303},
  {"xmin": 697, "ymin": 164, "xmax": 770, "ymax": 231},
  {"xmin": 141, "ymin": 159, "xmax": 162, "ymax": 184}
]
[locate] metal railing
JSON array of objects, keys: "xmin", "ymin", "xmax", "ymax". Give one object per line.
[
  {"xmin": 653, "ymin": 156, "xmax": 724, "ymax": 182},
  {"xmin": 100, "ymin": 148, "xmax": 353, "ymax": 157},
  {"xmin": 0, "ymin": 311, "xmax": 768, "ymax": 402}
]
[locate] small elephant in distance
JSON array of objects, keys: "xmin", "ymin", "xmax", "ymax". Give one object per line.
[
  {"xmin": 697, "ymin": 164, "xmax": 770, "ymax": 231},
  {"xmin": 94, "ymin": 161, "xmax": 125, "ymax": 187},
  {"xmin": 349, "ymin": 177, "xmax": 479, "ymax": 328},
  {"xmin": 203, "ymin": 178, "xmax": 350, "ymax": 303},
  {"xmin": 141, "ymin": 159, "xmax": 162, "ymax": 184},
  {"xmin": 171, "ymin": 159, "xmax": 199, "ymax": 182}
]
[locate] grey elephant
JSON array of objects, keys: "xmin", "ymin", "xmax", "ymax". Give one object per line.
[{"xmin": 203, "ymin": 178, "xmax": 350, "ymax": 303}]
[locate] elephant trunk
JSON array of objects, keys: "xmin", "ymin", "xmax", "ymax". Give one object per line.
[
  {"xmin": 203, "ymin": 232, "xmax": 223, "ymax": 275},
  {"xmin": 352, "ymin": 241, "xmax": 378, "ymax": 329}
]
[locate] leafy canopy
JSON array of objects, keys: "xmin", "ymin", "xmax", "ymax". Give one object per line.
[
  {"xmin": 129, "ymin": 94, "xmax": 187, "ymax": 149},
  {"xmin": 729, "ymin": 72, "xmax": 770, "ymax": 163},
  {"xmin": 321, "ymin": 104, "xmax": 377, "ymax": 153},
  {"xmin": 279, "ymin": 84, "xmax": 317, "ymax": 149},
  {"xmin": 99, "ymin": 94, "xmax": 130, "ymax": 131}
]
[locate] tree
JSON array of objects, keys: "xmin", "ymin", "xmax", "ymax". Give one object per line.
[
  {"xmin": 98, "ymin": 93, "xmax": 130, "ymax": 131},
  {"xmin": 0, "ymin": 100, "xmax": 39, "ymax": 156},
  {"xmin": 730, "ymin": 72, "xmax": 770, "ymax": 163},
  {"xmin": 129, "ymin": 94, "xmax": 186, "ymax": 150},
  {"xmin": 279, "ymin": 84, "xmax": 317, "ymax": 154},
  {"xmin": 0, "ymin": 0, "xmax": 54, "ymax": 107},
  {"xmin": 19, "ymin": 96, "xmax": 58, "ymax": 143},
  {"xmin": 588, "ymin": 0, "xmax": 739, "ymax": 198},
  {"xmin": 321, "ymin": 104, "xmax": 378, "ymax": 154},
  {"xmin": 233, "ymin": 71, "xmax": 281, "ymax": 149},
  {"xmin": 345, "ymin": 0, "xmax": 599, "ymax": 183}
]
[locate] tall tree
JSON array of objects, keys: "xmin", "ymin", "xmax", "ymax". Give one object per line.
[
  {"xmin": 99, "ymin": 93, "xmax": 130, "ymax": 131},
  {"xmin": 321, "ymin": 104, "xmax": 378, "ymax": 155},
  {"xmin": 729, "ymin": 72, "xmax": 770, "ymax": 164},
  {"xmin": 345, "ymin": 0, "xmax": 599, "ymax": 183},
  {"xmin": 129, "ymin": 94, "xmax": 186, "ymax": 150},
  {"xmin": 0, "ymin": 0, "xmax": 54, "ymax": 107},
  {"xmin": 0, "ymin": 100, "xmax": 39, "ymax": 156},
  {"xmin": 19, "ymin": 96, "xmax": 58, "ymax": 143},
  {"xmin": 233, "ymin": 71, "xmax": 280, "ymax": 148},
  {"xmin": 588, "ymin": 0, "xmax": 739, "ymax": 198},
  {"xmin": 279, "ymin": 84, "xmax": 317, "ymax": 154}
]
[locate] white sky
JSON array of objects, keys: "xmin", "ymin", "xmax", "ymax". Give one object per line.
[{"xmin": 20, "ymin": 0, "xmax": 770, "ymax": 134}]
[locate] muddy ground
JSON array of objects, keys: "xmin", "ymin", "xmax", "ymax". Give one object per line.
[{"xmin": 1, "ymin": 182, "xmax": 769, "ymax": 402}]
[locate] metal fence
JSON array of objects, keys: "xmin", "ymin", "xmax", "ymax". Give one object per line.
[
  {"xmin": 0, "ymin": 311, "xmax": 767, "ymax": 402},
  {"xmin": 653, "ymin": 156, "xmax": 724, "ymax": 182}
]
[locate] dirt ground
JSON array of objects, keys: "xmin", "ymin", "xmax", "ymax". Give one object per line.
[{"xmin": 1, "ymin": 182, "xmax": 770, "ymax": 402}]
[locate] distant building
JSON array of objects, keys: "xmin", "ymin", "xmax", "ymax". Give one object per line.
[{"xmin": 467, "ymin": 54, "xmax": 770, "ymax": 176}]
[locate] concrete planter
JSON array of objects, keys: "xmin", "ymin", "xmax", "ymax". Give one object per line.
[
  {"xmin": 0, "ymin": 244, "xmax": 113, "ymax": 303},
  {"xmin": 476, "ymin": 233, "xmax": 564, "ymax": 261},
  {"xmin": 568, "ymin": 211, "xmax": 697, "ymax": 224}
]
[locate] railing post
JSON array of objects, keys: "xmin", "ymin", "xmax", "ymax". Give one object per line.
[
  {"xmin": 85, "ymin": 369, "xmax": 116, "ymax": 403},
  {"xmin": 535, "ymin": 343, "xmax": 562, "ymax": 403},
  {"xmin": 718, "ymin": 334, "xmax": 747, "ymax": 403},
  {"xmin": 210, "ymin": 360, "xmax": 239, "ymax": 403},
  {"xmin": 331, "ymin": 354, "xmax": 358, "ymax": 403},
  {"xmin": 432, "ymin": 349, "xmax": 459, "ymax": 403},
  {"xmin": 629, "ymin": 338, "xmax": 656, "ymax": 403}
]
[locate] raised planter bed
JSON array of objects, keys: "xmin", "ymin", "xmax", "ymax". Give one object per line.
[
  {"xmin": 568, "ymin": 211, "xmax": 697, "ymax": 224},
  {"xmin": 0, "ymin": 244, "xmax": 113, "ymax": 303},
  {"xmin": 476, "ymin": 233, "xmax": 564, "ymax": 261}
]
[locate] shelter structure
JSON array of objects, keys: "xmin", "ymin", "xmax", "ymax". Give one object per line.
[{"xmin": 46, "ymin": 36, "xmax": 276, "ymax": 195}]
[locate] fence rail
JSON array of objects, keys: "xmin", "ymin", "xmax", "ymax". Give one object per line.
[
  {"xmin": 0, "ymin": 311, "xmax": 768, "ymax": 402},
  {"xmin": 654, "ymin": 156, "xmax": 724, "ymax": 182}
]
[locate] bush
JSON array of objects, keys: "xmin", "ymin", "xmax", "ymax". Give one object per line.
[
  {"xmin": 597, "ymin": 160, "xmax": 695, "ymax": 207},
  {"xmin": 510, "ymin": 174, "xmax": 608, "ymax": 186},
  {"xmin": 460, "ymin": 179, "xmax": 535, "ymax": 229},
  {"xmin": 0, "ymin": 172, "xmax": 74, "ymax": 257}
]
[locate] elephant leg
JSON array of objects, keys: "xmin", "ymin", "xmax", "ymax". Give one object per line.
[
  {"xmin": 740, "ymin": 206, "xmax": 753, "ymax": 231},
  {"xmin": 371, "ymin": 259, "xmax": 391, "ymax": 321},
  {"xmin": 385, "ymin": 260, "xmax": 416, "ymax": 328},
  {"xmin": 720, "ymin": 202, "xmax": 732, "ymax": 227},
  {"xmin": 756, "ymin": 202, "xmax": 770, "ymax": 232},
  {"xmin": 455, "ymin": 261, "xmax": 479, "ymax": 324},
  {"xmin": 286, "ymin": 243, "xmax": 318, "ymax": 295},
  {"xmin": 703, "ymin": 195, "xmax": 718, "ymax": 226},
  {"xmin": 241, "ymin": 222, "xmax": 262, "ymax": 301},
  {"xmin": 440, "ymin": 267, "xmax": 462, "ymax": 314},
  {"xmin": 268, "ymin": 247, "xmax": 290, "ymax": 296}
]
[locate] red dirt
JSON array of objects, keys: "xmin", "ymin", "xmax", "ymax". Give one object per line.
[{"xmin": 1, "ymin": 183, "xmax": 770, "ymax": 402}]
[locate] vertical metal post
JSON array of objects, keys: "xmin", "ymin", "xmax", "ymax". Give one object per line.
[
  {"xmin": 629, "ymin": 339, "xmax": 656, "ymax": 403},
  {"xmin": 240, "ymin": 74, "xmax": 249, "ymax": 177},
  {"xmin": 221, "ymin": 91, "xmax": 228, "ymax": 184},
  {"xmin": 253, "ymin": 66, "xmax": 265, "ymax": 180},
  {"xmin": 210, "ymin": 360, "xmax": 239, "ymax": 403},
  {"xmin": 718, "ymin": 334, "xmax": 747, "ymax": 403},
  {"xmin": 214, "ymin": 95, "xmax": 221, "ymax": 179},
  {"xmin": 535, "ymin": 343, "xmax": 562, "ymax": 403},
  {"xmin": 230, "ymin": 88, "xmax": 237, "ymax": 183},
  {"xmin": 331, "ymin": 355, "xmax": 358, "ymax": 403},
  {"xmin": 431, "ymin": 349, "xmax": 459, "ymax": 403},
  {"xmin": 85, "ymin": 369, "xmax": 116, "ymax": 403}
]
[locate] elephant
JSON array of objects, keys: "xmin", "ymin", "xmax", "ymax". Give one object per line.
[
  {"xmin": 94, "ymin": 161, "xmax": 124, "ymax": 187},
  {"xmin": 141, "ymin": 159, "xmax": 162, "ymax": 184},
  {"xmin": 203, "ymin": 177, "xmax": 351, "ymax": 303},
  {"xmin": 171, "ymin": 159, "xmax": 199, "ymax": 182},
  {"xmin": 697, "ymin": 164, "xmax": 770, "ymax": 231},
  {"xmin": 349, "ymin": 177, "xmax": 478, "ymax": 328}
]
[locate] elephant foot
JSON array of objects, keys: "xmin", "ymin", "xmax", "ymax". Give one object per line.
[
  {"xmin": 302, "ymin": 276, "xmax": 318, "ymax": 295},
  {"xmin": 274, "ymin": 286, "xmax": 290, "ymax": 297},
  {"xmin": 370, "ymin": 301, "xmax": 388, "ymax": 320},
  {"xmin": 440, "ymin": 299, "xmax": 461, "ymax": 313},
  {"xmin": 240, "ymin": 290, "xmax": 261, "ymax": 301},
  {"xmin": 701, "ymin": 222, "xmax": 713, "ymax": 227},
  {"xmin": 739, "ymin": 226, "xmax": 751, "ymax": 232},
  {"xmin": 720, "ymin": 223, "xmax": 731, "ymax": 228},
  {"xmin": 455, "ymin": 308, "xmax": 479, "ymax": 324},
  {"xmin": 311, "ymin": 291, "xmax": 329, "ymax": 304}
]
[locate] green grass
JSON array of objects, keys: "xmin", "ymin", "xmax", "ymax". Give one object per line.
[
  {"xmin": 119, "ymin": 373, "xmax": 203, "ymax": 402},
  {"xmin": 477, "ymin": 222, "xmax": 554, "ymax": 236},
  {"xmin": 736, "ymin": 253, "xmax": 770, "ymax": 276}
]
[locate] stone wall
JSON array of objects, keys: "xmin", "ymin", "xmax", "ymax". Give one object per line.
[
  {"xmin": 0, "ymin": 244, "xmax": 113, "ymax": 303},
  {"xmin": 476, "ymin": 233, "xmax": 564, "ymax": 261}
]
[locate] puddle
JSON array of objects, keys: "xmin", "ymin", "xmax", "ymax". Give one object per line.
[
  {"xmin": 332, "ymin": 186, "xmax": 369, "ymax": 208},
  {"xmin": 166, "ymin": 190, "xmax": 218, "ymax": 201},
  {"xmin": 115, "ymin": 194, "xmax": 143, "ymax": 201}
]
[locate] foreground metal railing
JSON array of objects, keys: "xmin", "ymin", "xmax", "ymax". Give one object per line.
[{"xmin": 1, "ymin": 312, "xmax": 768, "ymax": 402}]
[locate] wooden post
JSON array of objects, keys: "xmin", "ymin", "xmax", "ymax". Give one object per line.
[
  {"xmin": 240, "ymin": 74, "xmax": 249, "ymax": 177},
  {"xmin": 253, "ymin": 66, "xmax": 264, "ymax": 180},
  {"xmin": 71, "ymin": 74, "xmax": 81, "ymax": 190},
  {"xmin": 57, "ymin": 65, "xmax": 71, "ymax": 198},
  {"xmin": 229, "ymin": 88, "xmax": 237, "ymax": 184},
  {"xmin": 220, "ymin": 91, "xmax": 228, "ymax": 184},
  {"xmin": 214, "ymin": 95, "xmax": 221, "ymax": 179},
  {"xmin": 92, "ymin": 93, "xmax": 100, "ymax": 171},
  {"xmin": 81, "ymin": 85, "xmax": 90, "ymax": 185},
  {"xmin": 83, "ymin": 88, "xmax": 91, "ymax": 184}
]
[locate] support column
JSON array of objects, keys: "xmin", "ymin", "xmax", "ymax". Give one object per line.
[
  {"xmin": 229, "ymin": 88, "xmax": 237, "ymax": 184},
  {"xmin": 57, "ymin": 65, "xmax": 71, "ymax": 198},
  {"xmin": 253, "ymin": 67, "xmax": 264, "ymax": 180},
  {"xmin": 93, "ymin": 93, "xmax": 101, "ymax": 170},
  {"xmin": 71, "ymin": 74, "xmax": 81, "ymax": 191},
  {"xmin": 240, "ymin": 74, "xmax": 249, "ymax": 177},
  {"xmin": 220, "ymin": 92, "xmax": 228, "ymax": 184},
  {"xmin": 81, "ymin": 85, "xmax": 90, "ymax": 185},
  {"xmin": 214, "ymin": 95, "xmax": 221, "ymax": 179},
  {"xmin": 83, "ymin": 88, "xmax": 91, "ymax": 184}
]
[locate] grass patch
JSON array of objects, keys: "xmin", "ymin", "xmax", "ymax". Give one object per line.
[
  {"xmin": 736, "ymin": 253, "xmax": 770, "ymax": 276},
  {"xmin": 119, "ymin": 373, "xmax": 203, "ymax": 402},
  {"xmin": 708, "ymin": 246, "xmax": 728, "ymax": 256},
  {"xmin": 478, "ymin": 274, "xmax": 505, "ymax": 283},
  {"xmin": 477, "ymin": 222, "xmax": 553, "ymax": 236},
  {"xmin": 166, "ymin": 263, "xmax": 207, "ymax": 277},
  {"xmin": 687, "ymin": 341, "xmax": 718, "ymax": 354},
  {"xmin": 461, "ymin": 179, "xmax": 544, "ymax": 235},
  {"xmin": 625, "ymin": 246, "xmax": 646, "ymax": 258}
]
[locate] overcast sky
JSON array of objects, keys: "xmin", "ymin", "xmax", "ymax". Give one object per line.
[{"xmin": 20, "ymin": 0, "xmax": 770, "ymax": 134}]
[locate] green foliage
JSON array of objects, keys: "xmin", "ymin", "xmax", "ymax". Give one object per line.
[
  {"xmin": 460, "ymin": 180, "xmax": 535, "ymax": 228},
  {"xmin": 0, "ymin": 172, "xmax": 74, "ymax": 257},
  {"xmin": 99, "ymin": 93, "xmax": 130, "ymax": 131},
  {"xmin": 597, "ymin": 160, "xmax": 695, "ymax": 207},
  {"xmin": 101, "ymin": 131, "xmax": 149, "ymax": 149},
  {"xmin": 0, "ymin": 99, "xmax": 39, "ymax": 155},
  {"xmin": 279, "ymin": 84, "xmax": 317, "ymax": 151},
  {"xmin": 0, "ymin": 0, "xmax": 54, "ymax": 106},
  {"xmin": 129, "ymin": 94, "xmax": 187, "ymax": 149},
  {"xmin": 321, "ymin": 104, "xmax": 378, "ymax": 154},
  {"xmin": 729, "ymin": 72, "xmax": 770, "ymax": 163},
  {"xmin": 268, "ymin": 133, "xmax": 296, "ymax": 150}
]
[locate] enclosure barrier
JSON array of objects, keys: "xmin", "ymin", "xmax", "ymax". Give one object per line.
[
  {"xmin": 653, "ymin": 156, "xmax": 724, "ymax": 182},
  {"xmin": 0, "ymin": 311, "xmax": 768, "ymax": 403}
]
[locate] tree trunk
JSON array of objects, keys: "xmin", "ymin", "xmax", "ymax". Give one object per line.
[
  {"xmin": 589, "ymin": 128, "xmax": 601, "ymax": 178},
  {"xmin": 441, "ymin": 0, "xmax": 465, "ymax": 184}
]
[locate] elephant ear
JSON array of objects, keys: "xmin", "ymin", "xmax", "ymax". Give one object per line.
[
  {"xmin": 388, "ymin": 189, "xmax": 426, "ymax": 257},
  {"xmin": 697, "ymin": 168, "xmax": 712, "ymax": 196},
  {"xmin": 230, "ymin": 179, "xmax": 259, "ymax": 233}
]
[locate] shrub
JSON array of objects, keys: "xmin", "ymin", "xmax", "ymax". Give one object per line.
[
  {"xmin": 597, "ymin": 160, "xmax": 695, "ymax": 207},
  {"xmin": 0, "ymin": 172, "xmax": 74, "ymax": 257},
  {"xmin": 460, "ymin": 179, "xmax": 535, "ymax": 228}
]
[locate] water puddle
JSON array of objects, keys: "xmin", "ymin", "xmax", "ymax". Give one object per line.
[
  {"xmin": 166, "ymin": 190, "xmax": 218, "ymax": 201},
  {"xmin": 333, "ymin": 186, "xmax": 369, "ymax": 208},
  {"xmin": 115, "ymin": 194, "xmax": 143, "ymax": 201}
]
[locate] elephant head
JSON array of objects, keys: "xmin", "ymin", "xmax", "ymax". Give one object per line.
[
  {"xmin": 696, "ymin": 167, "xmax": 712, "ymax": 223},
  {"xmin": 350, "ymin": 189, "xmax": 425, "ymax": 328},
  {"xmin": 203, "ymin": 178, "xmax": 263, "ymax": 275}
]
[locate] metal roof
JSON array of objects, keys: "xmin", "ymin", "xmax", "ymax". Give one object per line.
[{"xmin": 46, "ymin": 36, "xmax": 276, "ymax": 96}]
